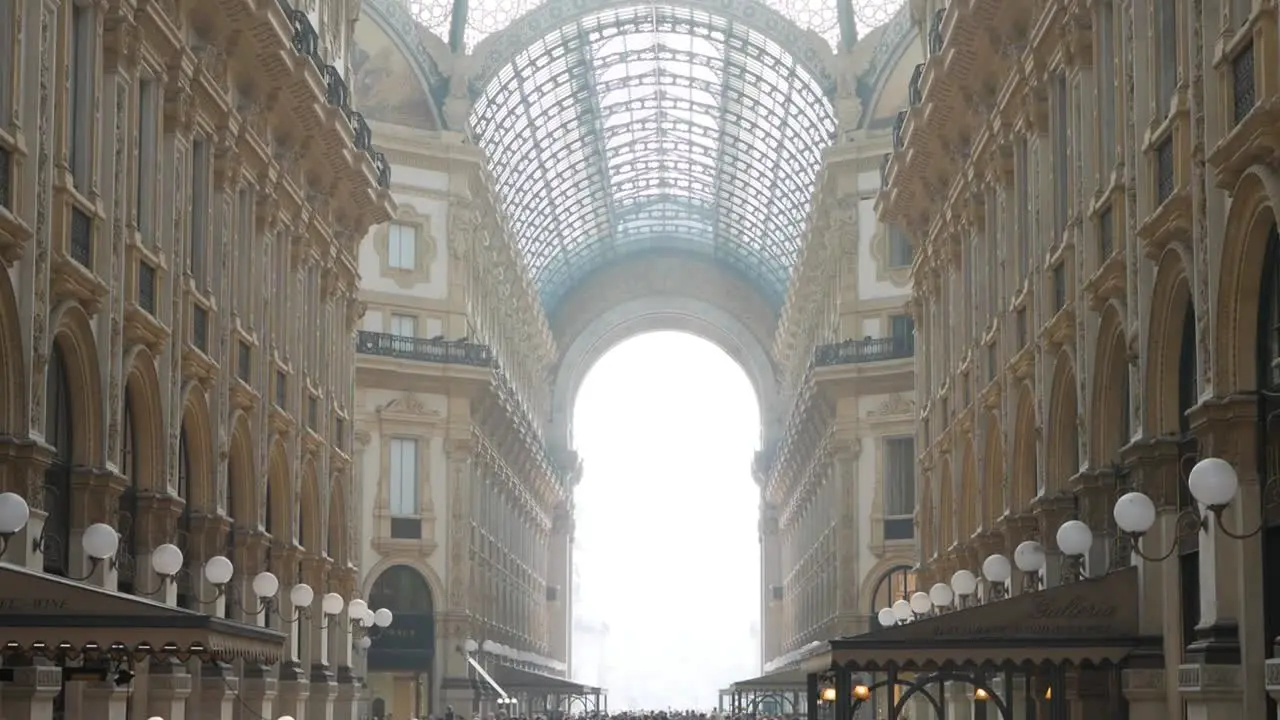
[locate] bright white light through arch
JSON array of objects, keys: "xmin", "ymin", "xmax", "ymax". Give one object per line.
[{"xmin": 571, "ymin": 331, "xmax": 762, "ymax": 710}]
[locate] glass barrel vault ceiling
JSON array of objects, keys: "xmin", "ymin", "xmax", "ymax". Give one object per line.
[
  {"xmin": 469, "ymin": 6, "xmax": 839, "ymax": 311},
  {"xmin": 404, "ymin": 0, "xmax": 907, "ymax": 54}
]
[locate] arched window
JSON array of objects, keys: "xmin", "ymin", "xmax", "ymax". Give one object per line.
[
  {"xmin": 1258, "ymin": 224, "xmax": 1279, "ymax": 712},
  {"xmin": 176, "ymin": 425, "xmax": 195, "ymax": 609},
  {"xmin": 868, "ymin": 565, "xmax": 916, "ymax": 629},
  {"xmin": 42, "ymin": 344, "xmax": 73, "ymax": 576},
  {"xmin": 118, "ymin": 395, "xmax": 140, "ymax": 594},
  {"xmin": 370, "ymin": 565, "xmax": 433, "ymax": 614},
  {"xmin": 1176, "ymin": 302, "xmax": 1200, "ymax": 654}
]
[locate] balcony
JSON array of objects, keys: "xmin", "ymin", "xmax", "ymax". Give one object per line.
[
  {"xmin": 356, "ymin": 331, "xmax": 494, "ymax": 367},
  {"xmin": 812, "ymin": 336, "xmax": 915, "ymax": 396},
  {"xmin": 814, "ymin": 335, "xmax": 915, "ymax": 366}
]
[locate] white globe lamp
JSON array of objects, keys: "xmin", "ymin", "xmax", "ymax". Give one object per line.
[
  {"xmin": 909, "ymin": 591, "xmax": 932, "ymax": 615},
  {"xmin": 949, "ymin": 569, "xmax": 978, "ymax": 596},
  {"xmin": 203, "ymin": 555, "xmax": 235, "ymax": 585},
  {"xmin": 81, "ymin": 523, "xmax": 120, "ymax": 560},
  {"xmin": 348, "ymin": 598, "xmax": 368, "ymax": 620},
  {"xmin": 374, "ymin": 608, "xmax": 393, "ymax": 627},
  {"xmin": 252, "ymin": 571, "xmax": 281, "ymax": 600},
  {"xmin": 981, "ymin": 554, "xmax": 1012, "ymax": 584},
  {"xmin": 891, "ymin": 598, "xmax": 912, "ymax": 622},
  {"xmin": 321, "ymin": 592, "xmax": 345, "ymax": 616},
  {"xmin": 1188, "ymin": 457, "xmax": 1239, "ymax": 507},
  {"xmin": 1113, "ymin": 492, "xmax": 1157, "ymax": 534},
  {"xmin": 150, "ymin": 543, "xmax": 184, "ymax": 576},
  {"xmin": 876, "ymin": 607, "xmax": 898, "ymax": 628},
  {"xmin": 1013, "ymin": 540, "xmax": 1046, "ymax": 573},
  {"xmin": 289, "ymin": 583, "xmax": 315, "ymax": 609},
  {"xmin": 1056, "ymin": 520, "xmax": 1094, "ymax": 557},
  {"xmin": 0, "ymin": 492, "xmax": 30, "ymax": 535},
  {"xmin": 928, "ymin": 582, "xmax": 954, "ymax": 608}
]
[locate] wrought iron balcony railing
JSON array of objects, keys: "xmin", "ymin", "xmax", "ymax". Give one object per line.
[
  {"xmin": 813, "ymin": 335, "xmax": 915, "ymax": 367},
  {"xmin": 356, "ymin": 331, "xmax": 494, "ymax": 367},
  {"xmin": 908, "ymin": 63, "xmax": 925, "ymax": 106},
  {"xmin": 928, "ymin": 7, "xmax": 946, "ymax": 55}
]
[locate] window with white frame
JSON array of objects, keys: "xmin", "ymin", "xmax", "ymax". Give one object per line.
[
  {"xmin": 68, "ymin": 1, "xmax": 95, "ymax": 191},
  {"xmin": 387, "ymin": 223, "xmax": 417, "ymax": 270},
  {"xmin": 388, "ymin": 438, "xmax": 419, "ymax": 517},
  {"xmin": 389, "ymin": 313, "xmax": 416, "ymax": 338},
  {"xmin": 884, "ymin": 437, "xmax": 916, "ymax": 540}
]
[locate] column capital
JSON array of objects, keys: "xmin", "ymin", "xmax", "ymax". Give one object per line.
[{"xmin": 1120, "ymin": 436, "xmax": 1185, "ymax": 508}]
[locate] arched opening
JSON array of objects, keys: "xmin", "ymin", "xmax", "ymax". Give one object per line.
[
  {"xmin": 1012, "ymin": 390, "xmax": 1038, "ymax": 505},
  {"xmin": 868, "ymin": 565, "xmax": 916, "ymax": 626},
  {"xmin": 571, "ymin": 331, "xmax": 760, "ymax": 706},
  {"xmin": 961, "ymin": 444, "xmax": 979, "ymax": 538},
  {"xmin": 118, "ymin": 388, "xmax": 140, "ymax": 594},
  {"xmin": 1256, "ymin": 223, "xmax": 1280, "ymax": 693},
  {"xmin": 982, "ymin": 414, "xmax": 1004, "ymax": 526},
  {"xmin": 175, "ymin": 423, "xmax": 195, "ymax": 610},
  {"xmin": 1174, "ymin": 294, "xmax": 1201, "ymax": 658},
  {"xmin": 1092, "ymin": 308, "xmax": 1131, "ymax": 465},
  {"xmin": 41, "ymin": 343, "xmax": 74, "ymax": 577},
  {"xmin": 938, "ymin": 464, "xmax": 954, "ymax": 551},
  {"xmin": 366, "ymin": 565, "xmax": 436, "ymax": 719},
  {"xmin": 1046, "ymin": 354, "xmax": 1080, "ymax": 493}
]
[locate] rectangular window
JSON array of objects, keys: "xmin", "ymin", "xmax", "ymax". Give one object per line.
[
  {"xmin": 890, "ymin": 314, "xmax": 915, "ymax": 340},
  {"xmin": 1156, "ymin": 0, "xmax": 1178, "ymax": 115},
  {"xmin": 1052, "ymin": 73, "xmax": 1069, "ymax": 243},
  {"xmin": 986, "ymin": 190, "xmax": 999, "ymax": 321},
  {"xmin": 237, "ymin": 188, "xmax": 254, "ymax": 319},
  {"xmin": 390, "ymin": 313, "xmax": 416, "ymax": 338},
  {"xmin": 1017, "ymin": 139, "xmax": 1031, "ymax": 279},
  {"xmin": 387, "ymin": 223, "xmax": 417, "ymax": 270},
  {"xmin": 888, "ymin": 228, "xmax": 913, "ymax": 268},
  {"xmin": 69, "ymin": 4, "xmax": 94, "ymax": 191},
  {"xmin": 0, "ymin": 0, "xmax": 12, "ymax": 126},
  {"xmin": 884, "ymin": 437, "xmax": 916, "ymax": 541},
  {"xmin": 1097, "ymin": 1, "xmax": 1117, "ymax": 175},
  {"xmin": 388, "ymin": 438, "xmax": 419, "ymax": 517},
  {"xmin": 136, "ymin": 79, "xmax": 158, "ymax": 244},
  {"xmin": 189, "ymin": 138, "xmax": 210, "ymax": 285},
  {"xmin": 1052, "ymin": 262, "xmax": 1067, "ymax": 312}
]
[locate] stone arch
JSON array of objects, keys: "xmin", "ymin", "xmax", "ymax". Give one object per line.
[
  {"xmin": 549, "ymin": 295, "xmax": 778, "ymax": 453},
  {"xmin": 226, "ymin": 410, "xmax": 257, "ymax": 521},
  {"xmin": 860, "ymin": 561, "xmax": 916, "ymax": 615},
  {"xmin": 981, "ymin": 412, "xmax": 1004, "ymax": 526},
  {"xmin": 1145, "ymin": 247, "xmax": 1195, "ymax": 435},
  {"xmin": 362, "ymin": 557, "xmax": 445, "ymax": 610},
  {"xmin": 960, "ymin": 441, "xmax": 979, "ymax": 539},
  {"xmin": 1046, "ymin": 350, "xmax": 1081, "ymax": 492},
  {"xmin": 466, "ymin": 0, "xmax": 837, "ymax": 96},
  {"xmin": 179, "ymin": 382, "xmax": 216, "ymax": 510},
  {"xmin": 0, "ymin": 267, "xmax": 25, "ymax": 435},
  {"xmin": 299, "ymin": 459, "xmax": 322, "ymax": 553},
  {"xmin": 1010, "ymin": 385, "xmax": 1038, "ymax": 507},
  {"xmin": 266, "ymin": 438, "xmax": 292, "ymax": 540},
  {"xmin": 122, "ymin": 347, "xmax": 164, "ymax": 493},
  {"xmin": 48, "ymin": 301, "xmax": 103, "ymax": 465},
  {"xmin": 938, "ymin": 461, "xmax": 954, "ymax": 550},
  {"xmin": 1215, "ymin": 165, "xmax": 1280, "ymax": 394},
  {"xmin": 1091, "ymin": 303, "xmax": 1131, "ymax": 465}
]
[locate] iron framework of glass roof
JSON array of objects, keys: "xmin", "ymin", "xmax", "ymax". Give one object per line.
[
  {"xmin": 469, "ymin": 5, "xmax": 839, "ymax": 311},
  {"xmin": 405, "ymin": 0, "xmax": 907, "ymax": 53}
]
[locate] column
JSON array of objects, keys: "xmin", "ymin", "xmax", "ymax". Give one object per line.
[
  {"xmin": 759, "ymin": 502, "xmax": 782, "ymax": 663},
  {"xmin": 146, "ymin": 661, "xmax": 193, "ymax": 720},
  {"xmin": 945, "ymin": 682, "xmax": 973, "ymax": 720},
  {"xmin": 439, "ymin": 613, "xmax": 476, "ymax": 714},
  {"xmin": 832, "ymin": 436, "xmax": 862, "ymax": 635},
  {"xmin": 1184, "ymin": 397, "xmax": 1263, "ymax": 718},
  {"xmin": 0, "ymin": 440, "xmax": 55, "ymax": 570},
  {"xmin": 1030, "ymin": 494, "xmax": 1075, "ymax": 588},
  {"xmin": 333, "ymin": 665, "xmax": 358, "ymax": 720},
  {"xmin": 79, "ymin": 679, "xmax": 128, "ymax": 720},
  {"xmin": 305, "ymin": 556, "xmax": 337, "ymax": 720},
  {"xmin": 547, "ymin": 504, "xmax": 572, "ymax": 662},
  {"xmin": 0, "ymin": 664, "xmax": 63, "ymax": 720},
  {"xmin": 236, "ymin": 663, "xmax": 277, "ymax": 720},
  {"xmin": 197, "ymin": 662, "xmax": 238, "ymax": 720},
  {"xmin": 134, "ymin": 492, "xmax": 187, "ymax": 604},
  {"xmin": 441, "ymin": 437, "xmax": 476, "ymax": 715}
]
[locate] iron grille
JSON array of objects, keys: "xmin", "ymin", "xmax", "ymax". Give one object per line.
[
  {"xmin": 908, "ymin": 63, "xmax": 925, "ymax": 105},
  {"xmin": 0, "ymin": 146, "xmax": 10, "ymax": 210},
  {"xmin": 191, "ymin": 304, "xmax": 208, "ymax": 353},
  {"xmin": 928, "ymin": 7, "xmax": 946, "ymax": 54},
  {"xmin": 1155, "ymin": 137, "xmax": 1175, "ymax": 205},
  {"xmin": 356, "ymin": 330, "xmax": 495, "ymax": 367},
  {"xmin": 812, "ymin": 335, "xmax": 914, "ymax": 367},
  {"xmin": 69, "ymin": 206, "xmax": 93, "ymax": 267},
  {"xmin": 892, "ymin": 109, "xmax": 908, "ymax": 149},
  {"xmin": 237, "ymin": 340, "xmax": 251, "ymax": 382},
  {"xmin": 138, "ymin": 260, "xmax": 157, "ymax": 314},
  {"xmin": 1098, "ymin": 204, "xmax": 1115, "ymax": 260},
  {"xmin": 1231, "ymin": 41, "xmax": 1256, "ymax": 125}
]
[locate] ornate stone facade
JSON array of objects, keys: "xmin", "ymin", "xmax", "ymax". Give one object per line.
[
  {"xmin": 883, "ymin": 0, "xmax": 1280, "ymax": 715},
  {"xmin": 0, "ymin": 0, "xmax": 392, "ymax": 715}
]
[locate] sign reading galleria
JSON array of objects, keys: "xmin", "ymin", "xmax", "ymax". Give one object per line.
[{"xmin": 926, "ymin": 594, "xmax": 1122, "ymax": 639}]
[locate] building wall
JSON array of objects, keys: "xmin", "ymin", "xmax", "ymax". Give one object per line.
[
  {"xmin": 882, "ymin": 0, "xmax": 1280, "ymax": 715},
  {"xmin": 758, "ymin": 31, "xmax": 922, "ymax": 668},
  {"xmin": 0, "ymin": 0, "xmax": 391, "ymax": 715}
]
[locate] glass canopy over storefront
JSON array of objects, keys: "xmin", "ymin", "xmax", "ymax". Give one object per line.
[{"xmin": 395, "ymin": 0, "xmax": 904, "ymax": 310}]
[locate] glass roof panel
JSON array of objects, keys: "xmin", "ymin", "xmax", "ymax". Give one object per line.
[
  {"xmin": 461, "ymin": 0, "xmax": 847, "ymax": 52},
  {"xmin": 470, "ymin": 4, "xmax": 837, "ymax": 310},
  {"xmin": 403, "ymin": 0, "xmax": 453, "ymax": 41}
]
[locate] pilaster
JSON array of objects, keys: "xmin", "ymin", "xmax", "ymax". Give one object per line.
[
  {"xmin": 0, "ymin": 664, "xmax": 63, "ymax": 720},
  {"xmin": 0, "ymin": 439, "xmax": 55, "ymax": 570},
  {"xmin": 196, "ymin": 662, "xmax": 238, "ymax": 720},
  {"xmin": 235, "ymin": 664, "xmax": 277, "ymax": 720},
  {"xmin": 1121, "ymin": 666, "xmax": 1169, "ymax": 720},
  {"xmin": 146, "ymin": 660, "xmax": 193, "ymax": 720},
  {"xmin": 333, "ymin": 665, "xmax": 358, "ymax": 720}
]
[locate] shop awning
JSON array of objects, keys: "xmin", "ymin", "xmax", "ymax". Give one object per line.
[
  {"xmin": 0, "ymin": 563, "xmax": 287, "ymax": 663},
  {"xmin": 491, "ymin": 664, "xmax": 598, "ymax": 695},
  {"xmin": 730, "ymin": 666, "xmax": 810, "ymax": 690},
  {"xmin": 828, "ymin": 566, "xmax": 1154, "ymax": 671}
]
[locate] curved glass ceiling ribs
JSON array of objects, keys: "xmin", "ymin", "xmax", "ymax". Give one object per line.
[{"xmin": 470, "ymin": 5, "xmax": 837, "ymax": 310}]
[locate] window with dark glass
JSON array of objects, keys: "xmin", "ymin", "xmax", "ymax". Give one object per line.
[
  {"xmin": 884, "ymin": 437, "xmax": 916, "ymax": 540},
  {"xmin": 42, "ymin": 346, "xmax": 73, "ymax": 577}
]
